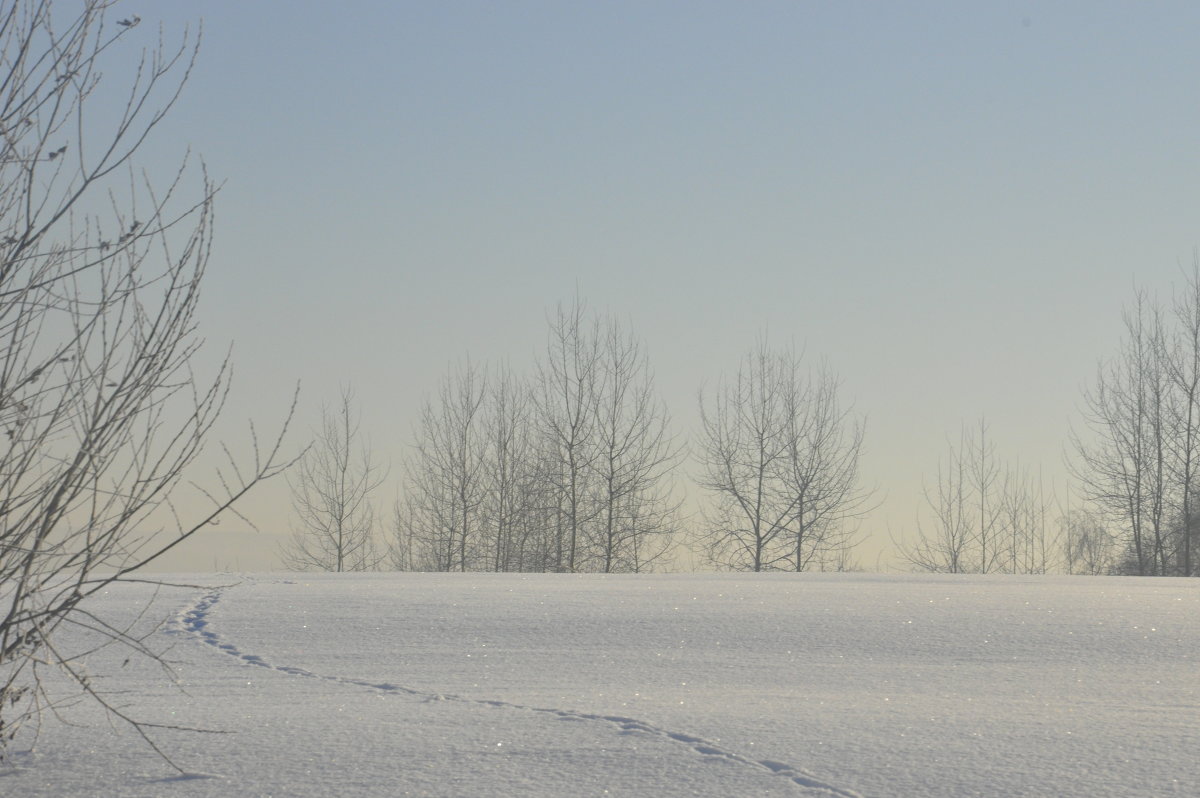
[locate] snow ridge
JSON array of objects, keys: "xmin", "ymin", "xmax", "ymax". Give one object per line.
[{"xmin": 175, "ymin": 586, "xmax": 863, "ymax": 798}]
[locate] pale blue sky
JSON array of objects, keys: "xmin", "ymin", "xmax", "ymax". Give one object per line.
[{"xmin": 136, "ymin": 1, "xmax": 1200, "ymax": 569}]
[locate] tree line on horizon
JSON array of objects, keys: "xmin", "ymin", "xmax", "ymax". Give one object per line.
[
  {"xmin": 897, "ymin": 267, "xmax": 1200, "ymax": 578},
  {"xmin": 283, "ymin": 299, "xmax": 873, "ymax": 575},
  {"xmin": 283, "ymin": 274, "xmax": 1200, "ymax": 578}
]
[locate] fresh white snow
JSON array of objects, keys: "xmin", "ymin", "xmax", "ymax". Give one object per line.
[{"xmin": 3, "ymin": 572, "xmax": 1197, "ymax": 796}]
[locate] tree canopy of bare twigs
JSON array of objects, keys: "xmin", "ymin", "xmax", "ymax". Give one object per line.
[
  {"xmin": 696, "ymin": 339, "xmax": 872, "ymax": 572},
  {"xmin": 282, "ymin": 387, "xmax": 384, "ymax": 572},
  {"xmin": 0, "ymin": 0, "xmax": 293, "ymax": 765}
]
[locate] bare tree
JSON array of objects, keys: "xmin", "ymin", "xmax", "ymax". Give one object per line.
[
  {"xmin": 1000, "ymin": 464, "xmax": 1059, "ymax": 575},
  {"xmin": 589, "ymin": 316, "xmax": 682, "ymax": 573},
  {"xmin": 899, "ymin": 420, "xmax": 1051, "ymax": 574},
  {"xmin": 402, "ymin": 360, "xmax": 487, "ymax": 572},
  {"xmin": 898, "ymin": 427, "xmax": 976, "ymax": 574},
  {"xmin": 696, "ymin": 341, "xmax": 793, "ymax": 571},
  {"xmin": 697, "ymin": 340, "xmax": 870, "ymax": 571},
  {"xmin": 1071, "ymin": 269, "xmax": 1200, "ymax": 577},
  {"xmin": 480, "ymin": 362, "xmax": 535, "ymax": 572},
  {"xmin": 388, "ymin": 496, "xmax": 441, "ymax": 572},
  {"xmin": 1060, "ymin": 507, "xmax": 1117, "ymax": 575},
  {"xmin": 778, "ymin": 362, "xmax": 872, "ymax": 572},
  {"xmin": 1070, "ymin": 293, "xmax": 1172, "ymax": 575},
  {"xmin": 1166, "ymin": 258, "xmax": 1200, "ymax": 576},
  {"xmin": 394, "ymin": 479, "xmax": 456, "ymax": 571},
  {"xmin": 515, "ymin": 441, "xmax": 569, "ymax": 572},
  {"xmin": 534, "ymin": 299, "xmax": 600, "ymax": 572},
  {"xmin": 283, "ymin": 388, "xmax": 384, "ymax": 572},
  {"xmin": 388, "ymin": 499, "xmax": 422, "ymax": 571},
  {"xmin": 0, "ymin": 0, "xmax": 292, "ymax": 765},
  {"xmin": 967, "ymin": 420, "xmax": 1006, "ymax": 574}
]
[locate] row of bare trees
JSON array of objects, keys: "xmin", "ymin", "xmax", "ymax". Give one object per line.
[
  {"xmin": 898, "ymin": 420, "xmax": 1059, "ymax": 574},
  {"xmin": 287, "ymin": 267, "xmax": 1200, "ymax": 580},
  {"xmin": 278, "ymin": 273, "xmax": 1200, "ymax": 583},
  {"xmin": 901, "ymin": 267, "xmax": 1200, "ymax": 577},
  {"xmin": 1069, "ymin": 266, "xmax": 1200, "ymax": 576},
  {"xmin": 897, "ymin": 425, "xmax": 1137, "ymax": 575},
  {"xmin": 283, "ymin": 308, "xmax": 875, "ymax": 574},
  {"xmin": 394, "ymin": 302, "xmax": 683, "ymax": 573}
]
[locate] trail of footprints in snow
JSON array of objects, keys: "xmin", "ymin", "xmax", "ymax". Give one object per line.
[{"xmin": 176, "ymin": 588, "xmax": 862, "ymax": 798}]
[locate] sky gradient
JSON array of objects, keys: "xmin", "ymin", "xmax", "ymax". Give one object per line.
[{"xmin": 133, "ymin": 1, "xmax": 1200, "ymax": 570}]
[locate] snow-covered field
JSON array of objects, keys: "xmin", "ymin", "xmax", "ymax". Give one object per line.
[{"xmin": 3, "ymin": 573, "xmax": 1197, "ymax": 797}]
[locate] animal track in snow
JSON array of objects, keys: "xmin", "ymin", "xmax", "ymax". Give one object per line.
[{"xmin": 174, "ymin": 587, "xmax": 862, "ymax": 798}]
